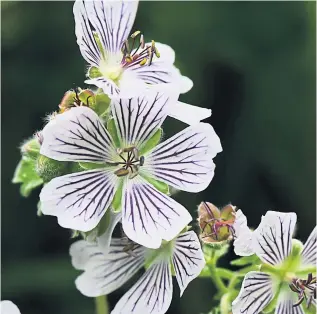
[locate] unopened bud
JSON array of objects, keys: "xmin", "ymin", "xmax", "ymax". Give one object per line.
[
  {"xmin": 36, "ymin": 155, "xmax": 69, "ymax": 183},
  {"xmin": 20, "ymin": 137, "xmax": 41, "ymax": 159}
]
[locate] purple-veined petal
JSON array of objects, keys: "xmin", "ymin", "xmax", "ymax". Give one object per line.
[
  {"xmin": 168, "ymin": 101, "xmax": 211, "ymax": 125},
  {"xmin": 274, "ymin": 289, "xmax": 305, "ymax": 314},
  {"xmin": 172, "ymin": 231, "xmax": 205, "ymax": 296},
  {"xmin": 301, "ymin": 226, "xmax": 317, "ymax": 266},
  {"xmin": 74, "ymin": 0, "xmax": 138, "ymax": 60},
  {"xmin": 70, "ymin": 239, "xmax": 145, "ymax": 297},
  {"xmin": 233, "ymin": 210, "xmax": 254, "ymax": 257},
  {"xmin": 41, "ymin": 107, "xmax": 116, "ymax": 163},
  {"xmin": 253, "ymin": 211, "xmax": 297, "ymax": 266},
  {"xmin": 85, "ymin": 77, "xmax": 120, "ymax": 97},
  {"xmin": 232, "ymin": 272, "xmax": 274, "ymax": 314},
  {"xmin": 0, "ymin": 301, "xmax": 21, "ymax": 314},
  {"xmin": 121, "ymin": 176, "xmax": 192, "ymax": 249},
  {"xmin": 40, "ymin": 169, "xmax": 118, "ymax": 232},
  {"xmin": 97, "ymin": 210, "xmax": 122, "ymax": 255},
  {"xmin": 112, "ymin": 259, "xmax": 173, "ymax": 314},
  {"xmin": 111, "ymin": 87, "xmax": 177, "ymax": 148},
  {"xmin": 143, "ymin": 123, "xmax": 222, "ymax": 193}
]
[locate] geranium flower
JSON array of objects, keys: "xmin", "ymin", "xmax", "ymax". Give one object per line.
[
  {"xmin": 39, "ymin": 88, "xmax": 222, "ymax": 248},
  {"xmin": 73, "ymin": 0, "xmax": 211, "ymax": 125},
  {"xmin": 70, "ymin": 230, "xmax": 205, "ymax": 314},
  {"xmin": 0, "ymin": 301, "xmax": 21, "ymax": 314},
  {"xmin": 232, "ymin": 211, "xmax": 316, "ymax": 314}
]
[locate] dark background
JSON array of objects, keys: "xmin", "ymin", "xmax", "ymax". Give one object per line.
[{"xmin": 1, "ymin": 1, "xmax": 316, "ymax": 314}]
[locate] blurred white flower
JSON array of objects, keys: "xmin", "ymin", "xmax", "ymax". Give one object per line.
[
  {"xmin": 73, "ymin": 0, "xmax": 211, "ymax": 125},
  {"xmin": 39, "ymin": 88, "xmax": 222, "ymax": 249},
  {"xmin": 70, "ymin": 230, "xmax": 205, "ymax": 314},
  {"xmin": 0, "ymin": 301, "xmax": 21, "ymax": 314},
  {"xmin": 232, "ymin": 211, "xmax": 316, "ymax": 314}
]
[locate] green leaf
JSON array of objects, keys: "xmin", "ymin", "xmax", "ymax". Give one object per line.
[
  {"xmin": 107, "ymin": 118, "xmax": 121, "ymax": 148},
  {"xmin": 12, "ymin": 156, "xmax": 43, "ymax": 197},
  {"xmin": 139, "ymin": 128, "xmax": 162, "ymax": 156}
]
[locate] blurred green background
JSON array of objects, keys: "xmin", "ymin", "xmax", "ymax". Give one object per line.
[{"xmin": 1, "ymin": 1, "xmax": 316, "ymax": 314}]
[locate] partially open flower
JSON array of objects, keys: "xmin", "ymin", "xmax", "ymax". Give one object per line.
[
  {"xmin": 198, "ymin": 202, "xmax": 253, "ymax": 256},
  {"xmin": 59, "ymin": 88, "xmax": 95, "ymax": 113}
]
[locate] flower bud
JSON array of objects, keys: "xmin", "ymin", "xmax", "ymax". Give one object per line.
[
  {"xmin": 198, "ymin": 202, "xmax": 237, "ymax": 244},
  {"xmin": 36, "ymin": 155, "xmax": 69, "ymax": 183}
]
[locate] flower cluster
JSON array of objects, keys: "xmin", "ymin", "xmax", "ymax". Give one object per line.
[
  {"xmin": 12, "ymin": 0, "xmax": 222, "ymax": 313},
  {"xmin": 10, "ymin": 1, "xmax": 316, "ymax": 314}
]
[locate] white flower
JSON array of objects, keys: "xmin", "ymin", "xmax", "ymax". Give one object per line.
[
  {"xmin": 232, "ymin": 211, "xmax": 316, "ymax": 314},
  {"xmin": 0, "ymin": 301, "xmax": 21, "ymax": 314},
  {"xmin": 73, "ymin": 0, "xmax": 211, "ymax": 125},
  {"xmin": 39, "ymin": 88, "xmax": 222, "ymax": 249},
  {"xmin": 70, "ymin": 230, "xmax": 205, "ymax": 314}
]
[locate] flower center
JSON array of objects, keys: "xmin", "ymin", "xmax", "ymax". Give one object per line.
[
  {"xmin": 112, "ymin": 146, "xmax": 144, "ymax": 179},
  {"xmin": 289, "ymin": 273, "xmax": 316, "ymax": 308},
  {"xmin": 121, "ymin": 31, "xmax": 160, "ymax": 69}
]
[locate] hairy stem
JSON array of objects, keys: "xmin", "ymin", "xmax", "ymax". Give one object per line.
[
  {"xmin": 208, "ymin": 252, "xmax": 227, "ymax": 294},
  {"xmin": 95, "ymin": 295, "xmax": 109, "ymax": 314}
]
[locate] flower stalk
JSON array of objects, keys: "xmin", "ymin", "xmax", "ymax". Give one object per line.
[{"xmin": 95, "ymin": 295, "xmax": 109, "ymax": 314}]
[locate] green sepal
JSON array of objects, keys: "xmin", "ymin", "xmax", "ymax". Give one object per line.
[
  {"xmin": 78, "ymin": 162, "xmax": 106, "ymax": 170},
  {"xmin": 91, "ymin": 92, "xmax": 111, "ymax": 117},
  {"xmin": 37, "ymin": 201, "xmax": 43, "ymax": 217},
  {"xmin": 12, "ymin": 156, "xmax": 43, "ymax": 197},
  {"xmin": 230, "ymin": 254, "xmax": 260, "ymax": 266},
  {"xmin": 203, "ymin": 243, "xmax": 229, "ymax": 263},
  {"xmin": 20, "ymin": 137, "xmax": 40, "ymax": 159},
  {"xmin": 107, "ymin": 118, "xmax": 121, "ymax": 148},
  {"xmin": 139, "ymin": 128, "xmax": 162, "ymax": 156},
  {"xmin": 71, "ymin": 230, "xmax": 80, "ymax": 239},
  {"xmin": 36, "ymin": 155, "xmax": 69, "ymax": 183},
  {"xmin": 111, "ymin": 179, "xmax": 124, "ymax": 212},
  {"xmin": 96, "ymin": 209, "xmax": 112, "ymax": 236},
  {"xmin": 87, "ymin": 66, "xmax": 102, "ymax": 79},
  {"xmin": 143, "ymin": 175, "xmax": 169, "ymax": 195}
]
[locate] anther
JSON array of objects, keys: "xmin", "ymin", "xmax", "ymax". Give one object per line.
[
  {"xmin": 131, "ymin": 30, "xmax": 141, "ymax": 39},
  {"xmin": 140, "ymin": 34, "xmax": 145, "ymax": 49},
  {"xmin": 139, "ymin": 58, "xmax": 147, "ymax": 66}
]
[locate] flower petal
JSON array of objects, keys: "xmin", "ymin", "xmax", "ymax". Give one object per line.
[
  {"xmin": 41, "ymin": 107, "xmax": 116, "ymax": 163},
  {"xmin": 172, "ymin": 231, "xmax": 205, "ymax": 296},
  {"xmin": 128, "ymin": 43, "xmax": 192, "ymax": 94},
  {"xmin": 253, "ymin": 211, "xmax": 297, "ymax": 265},
  {"xmin": 233, "ymin": 210, "xmax": 254, "ymax": 256},
  {"xmin": 112, "ymin": 259, "xmax": 173, "ymax": 314},
  {"xmin": 111, "ymin": 87, "xmax": 177, "ymax": 148},
  {"xmin": 232, "ymin": 272, "xmax": 274, "ymax": 314},
  {"xmin": 143, "ymin": 123, "xmax": 222, "ymax": 193},
  {"xmin": 168, "ymin": 101, "xmax": 211, "ymax": 125},
  {"xmin": 40, "ymin": 169, "xmax": 118, "ymax": 232},
  {"xmin": 301, "ymin": 226, "xmax": 316, "ymax": 266},
  {"xmin": 85, "ymin": 77, "xmax": 120, "ymax": 97},
  {"xmin": 74, "ymin": 0, "xmax": 138, "ymax": 59},
  {"xmin": 122, "ymin": 176, "xmax": 192, "ymax": 249},
  {"xmin": 0, "ymin": 301, "xmax": 21, "ymax": 314},
  {"xmin": 274, "ymin": 289, "xmax": 305, "ymax": 314},
  {"xmin": 70, "ymin": 239, "xmax": 145, "ymax": 297},
  {"xmin": 97, "ymin": 210, "xmax": 122, "ymax": 255}
]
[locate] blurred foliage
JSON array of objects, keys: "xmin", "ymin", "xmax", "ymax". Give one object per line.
[{"xmin": 1, "ymin": 2, "xmax": 315, "ymax": 314}]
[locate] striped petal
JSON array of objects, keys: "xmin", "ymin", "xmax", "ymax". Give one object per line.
[
  {"xmin": 122, "ymin": 176, "xmax": 192, "ymax": 249},
  {"xmin": 85, "ymin": 77, "xmax": 120, "ymax": 97},
  {"xmin": 232, "ymin": 272, "xmax": 274, "ymax": 314},
  {"xmin": 111, "ymin": 87, "xmax": 177, "ymax": 148},
  {"xmin": 41, "ymin": 107, "xmax": 116, "ymax": 163},
  {"xmin": 172, "ymin": 231, "xmax": 205, "ymax": 296},
  {"xmin": 233, "ymin": 210, "xmax": 254, "ymax": 257},
  {"xmin": 70, "ymin": 239, "xmax": 145, "ymax": 297},
  {"xmin": 301, "ymin": 226, "xmax": 317, "ymax": 266},
  {"xmin": 275, "ymin": 290, "xmax": 305, "ymax": 314},
  {"xmin": 143, "ymin": 123, "xmax": 222, "ymax": 193},
  {"xmin": 253, "ymin": 211, "xmax": 297, "ymax": 265},
  {"xmin": 0, "ymin": 301, "xmax": 21, "ymax": 314},
  {"xmin": 74, "ymin": 0, "xmax": 138, "ymax": 61},
  {"xmin": 40, "ymin": 169, "xmax": 118, "ymax": 232},
  {"xmin": 112, "ymin": 259, "xmax": 172, "ymax": 314}
]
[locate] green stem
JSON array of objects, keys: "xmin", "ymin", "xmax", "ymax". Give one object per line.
[
  {"xmin": 208, "ymin": 254, "xmax": 227, "ymax": 294},
  {"xmin": 95, "ymin": 295, "xmax": 109, "ymax": 314}
]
